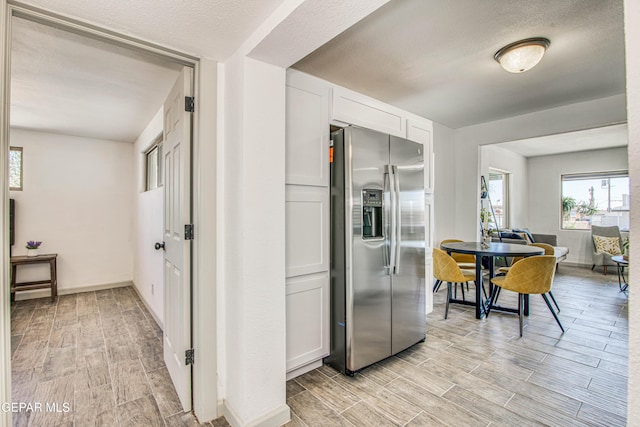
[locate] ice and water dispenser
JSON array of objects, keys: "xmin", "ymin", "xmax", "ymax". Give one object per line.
[{"xmin": 362, "ymin": 189, "xmax": 383, "ymax": 239}]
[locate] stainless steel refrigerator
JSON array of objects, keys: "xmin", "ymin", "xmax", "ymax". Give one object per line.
[{"xmin": 326, "ymin": 125, "xmax": 426, "ymax": 375}]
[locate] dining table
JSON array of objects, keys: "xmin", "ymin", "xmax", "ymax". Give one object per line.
[{"xmin": 440, "ymin": 241, "xmax": 545, "ymax": 319}]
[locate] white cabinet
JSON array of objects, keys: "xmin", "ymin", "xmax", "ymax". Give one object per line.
[
  {"xmin": 285, "ymin": 71, "xmax": 331, "ymax": 377},
  {"xmin": 285, "ymin": 186, "xmax": 329, "ymax": 278},
  {"xmin": 331, "ymin": 87, "xmax": 406, "ymax": 137},
  {"xmin": 406, "ymin": 118, "xmax": 434, "ymax": 193},
  {"xmin": 286, "ymin": 74, "xmax": 329, "ymax": 187},
  {"xmin": 424, "ymin": 193, "xmax": 435, "ymax": 315},
  {"xmin": 286, "ymin": 273, "xmax": 330, "ymax": 372},
  {"xmin": 425, "ymin": 256, "xmax": 434, "ymax": 315}
]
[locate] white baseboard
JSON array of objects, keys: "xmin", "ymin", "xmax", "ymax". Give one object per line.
[
  {"xmin": 13, "ymin": 280, "xmax": 133, "ymax": 301},
  {"xmin": 286, "ymin": 359, "xmax": 323, "ymax": 380},
  {"xmin": 559, "ymin": 261, "xmax": 594, "ymax": 268},
  {"xmin": 130, "ymin": 283, "xmax": 163, "ymax": 329},
  {"xmin": 224, "ymin": 402, "xmax": 290, "ymax": 427}
]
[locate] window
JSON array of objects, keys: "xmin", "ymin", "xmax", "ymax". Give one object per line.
[
  {"xmin": 561, "ymin": 171, "xmax": 629, "ymax": 231},
  {"xmin": 489, "ymin": 170, "xmax": 509, "ymax": 229},
  {"xmin": 145, "ymin": 139, "xmax": 163, "ymax": 191},
  {"xmin": 9, "ymin": 146, "xmax": 23, "ymax": 191}
]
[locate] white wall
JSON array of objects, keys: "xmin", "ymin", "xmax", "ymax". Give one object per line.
[
  {"xmin": 453, "ymin": 95, "xmax": 628, "ymax": 241},
  {"xmin": 480, "ymin": 144, "xmax": 528, "ymax": 228},
  {"xmin": 9, "ymin": 128, "xmax": 133, "ymax": 292},
  {"xmin": 624, "ymin": 0, "xmax": 640, "ymax": 421},
  {"xmin": 222, "ymin": 55, "xmax": 288, "ymax": 426},
  {"xmin": 432, "ymin": 122, "xmax": 456, "ymax": 245},
  {"xmin": 527, "ymin": 147, "xmax": 628, "ymax": 265},
  {"xmin": 132, "ymin": 108, "xmax": 164, "ymax": 324}
]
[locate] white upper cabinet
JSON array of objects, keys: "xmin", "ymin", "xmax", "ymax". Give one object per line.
[
  {"xmin": 406, "ymin": 118, "xmax": 434, "ymax": 193},
  {"xmin": 331, "ymin": 87, "xmax": 406, "ymax": 137},
  {"xmin": 286, "ymin": 72, "xmax": 330, "ymax": 187}
]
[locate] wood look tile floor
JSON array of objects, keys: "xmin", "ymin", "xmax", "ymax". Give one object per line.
[
  {"xmin": 286, "ymin": 265, "xmax": 628, "ymax": 426},
  {"xmin": 10, "ymin": 286, "xmax": 230, "ymax": 427}
]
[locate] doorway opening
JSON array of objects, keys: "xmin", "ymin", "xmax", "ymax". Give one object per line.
[{"xmin": 3, "ymin": 4, "xmax": 199, "ymax": 424}]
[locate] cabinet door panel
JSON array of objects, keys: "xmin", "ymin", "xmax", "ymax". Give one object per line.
[
  {"xmin": 425, "ymin": 256, "xmax": 434, "ymax": 315},
  {"xmin": 286, "ymin": 80, "xmax": 329, "ymax": 186},
  {"xmin": 406, "ymin": 118, "xmax": 434, "ymax": 193},
  {"xmin": 286, "ymin": 187, "xmax": 329, "ymax": 278},
  {"xmin": 286, "ymin": 273, "xmax": 330, "ymax": 371},
  {"xmin": 331, "ymin": 87, "xmax": 405, "ymax": 137}
]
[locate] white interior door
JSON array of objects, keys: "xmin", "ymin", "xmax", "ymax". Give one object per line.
[{"xmin": 163, "ymin": 67, "xmax": 193, "ymax": 411}]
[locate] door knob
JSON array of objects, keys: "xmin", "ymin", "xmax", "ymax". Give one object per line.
[{"xmin": 155, "ymin": 242, "xmax": 165, "ymax": 251}]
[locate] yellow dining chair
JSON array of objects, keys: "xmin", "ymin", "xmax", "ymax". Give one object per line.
[
  {"xmin": 487, "ymin": 255, "xmax": 563, "ymax": 337},
  {"xmin": 433, "ymin": 248, "xmax": 477, "ymax": 319},
  {"xmin": 434, "ymin": 239, "xmax": 478, "ymax": 294},
  {"xmin": 531, "ymin": 243, "xmax": 560, "ymax": 313},
  {"xmin": 495, "ymin": 242, "xmax": 560, "ymax": 314},
  {"xmin": 440, "ymin": 239, "xmax": 477, "ymax": 269}
]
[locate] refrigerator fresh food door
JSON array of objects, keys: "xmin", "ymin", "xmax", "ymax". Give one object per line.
[
  {"xmin": 346, "ymin": 126, "xmax": 392, "ymax": 371},
  {"xmin": 390, "ymin": 136, "xmax": 426, "ymax": 354}
]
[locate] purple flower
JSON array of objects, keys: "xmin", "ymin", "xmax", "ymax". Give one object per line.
[{"xmin": 26, "ymin": 241, "xmax": 42, "ymax": 249}]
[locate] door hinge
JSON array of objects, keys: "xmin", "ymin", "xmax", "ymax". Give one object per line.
[
  {"xmin": 185, "ymin": 96, "xmax": 195, "ymax": 113},
  {"xmin": 185, "ymin": 348, "xmax": 194, "ymax": 365},
  {"xmin": 185, "ymin": 224, "xmax": 194, "ymax": 240}
]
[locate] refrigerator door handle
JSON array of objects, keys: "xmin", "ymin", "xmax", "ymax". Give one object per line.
[
  {"xmin": 385, "ymin": 164, "xmax": 396, "ymax": 273},
  {"xmin": 393, "ymin": 165, "xmax": 401, "ymax": 275}
]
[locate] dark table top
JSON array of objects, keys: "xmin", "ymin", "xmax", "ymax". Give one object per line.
[{"xmin": 441, "ymin": 242, "xmax": 544, "ymax": 257}]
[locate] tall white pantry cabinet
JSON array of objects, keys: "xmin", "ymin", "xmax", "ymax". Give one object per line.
[{"xmin": 285, "ymin": 69, "xmax": 435, "ymax": 379}]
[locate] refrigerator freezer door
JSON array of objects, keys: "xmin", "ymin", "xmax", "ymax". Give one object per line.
[
  {"xmin": 346, "ymin": 126, "xmax": 392, "ymax": 371},
  {"xmin": 390, "ymin": 136, "xmax": 426, "ymax": 354}
]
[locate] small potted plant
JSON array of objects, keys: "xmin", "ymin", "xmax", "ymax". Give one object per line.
[
  {"xmin": 26, "ymin": 240, "xmax": 42, "ymax": 257},
  {"xmin": 622, "ymin": 237, "xmax": 629, "ymax": 261}
]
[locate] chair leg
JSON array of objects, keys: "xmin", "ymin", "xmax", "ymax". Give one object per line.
[
  {"xmin": 518, "ymin": 293, "xmax": 525, "ymax": 337},
  {"xmin": 591, "ymin": 264, "xmax": 595, "ymax": 271},
  {"xmin": 548, "ymin": 291, "xmax": 560, "ymax": 313},
  {"xmin": 445, "ymin": 282, "xmax": 452, "ymax": 319},
  {"xmin": 492, "ymin": 286, "xmax": 503, "ymax": 306},
  {"xmin": 433, "ymin": 279, "xmax": 442, "ymax": 292},
  {"xmin": 486, "ymin": 284, "xmax": 499, "ymax": 317},
  {"xmin": 461, "ymin": 282, "xmax": 466, "ymax": 301},
  {"xmin": 603, "ymin": 266, "xmax": 607, "ymax": 275},
  {"xmin": 480, "ymin": 281, "xmax": 488, "ymax": 299},
  {"xmin": 542, "ymin": 293, "xmax": 565, "ymax": 333}
]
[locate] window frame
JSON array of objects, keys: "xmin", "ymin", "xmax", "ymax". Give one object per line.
[
  {"xmin": 560, "ymin": 170, "xmax": 629, "ymax": 231},
  {"xmin": 488, "ymin": 168, "xmax": 510, "ymax": 230},
  {"xmin": 144, "ymin": 137, "xmax": 163, "ymax": 191},
  {"xmin": 9, "ymin": 146, "xmax": 23, "ymax": 191}
]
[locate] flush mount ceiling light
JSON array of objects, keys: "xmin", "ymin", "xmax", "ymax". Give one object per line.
[{"xmin": 494, "ymin": 37, "xmax": 550, "ymax": 73}]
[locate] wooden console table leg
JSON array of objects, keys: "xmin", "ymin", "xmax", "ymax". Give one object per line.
[
  {"xmin": 50, "ymin": 258, "xmax": 58, "ymax": 301},
  {"xmin": 10, "ymin": 264, "xmax": 17, "ymax": 302}
]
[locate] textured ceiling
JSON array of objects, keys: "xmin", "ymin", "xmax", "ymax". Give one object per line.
[
  {"xmin": 9, "ymin": 0, "xmax": 627, "ymax": 145},
  {"xmin": 18, "ymin": 0, "xmax": 285, "ymax": 60},
  {"xmin": 11, "ymin": 17, "xmax": 184, "ymax": 142},
  {"xmin": 494, "ymin": 124, "xmax": 628, "ymax": 158},
  {"xmin": 293, "ymin": 0, "xmax": 626, "ymax": 129}
]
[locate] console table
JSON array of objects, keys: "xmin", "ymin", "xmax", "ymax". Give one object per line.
[{"xmin": 10, "ymin": 254, "xmax": 58, "ymax": 301}]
